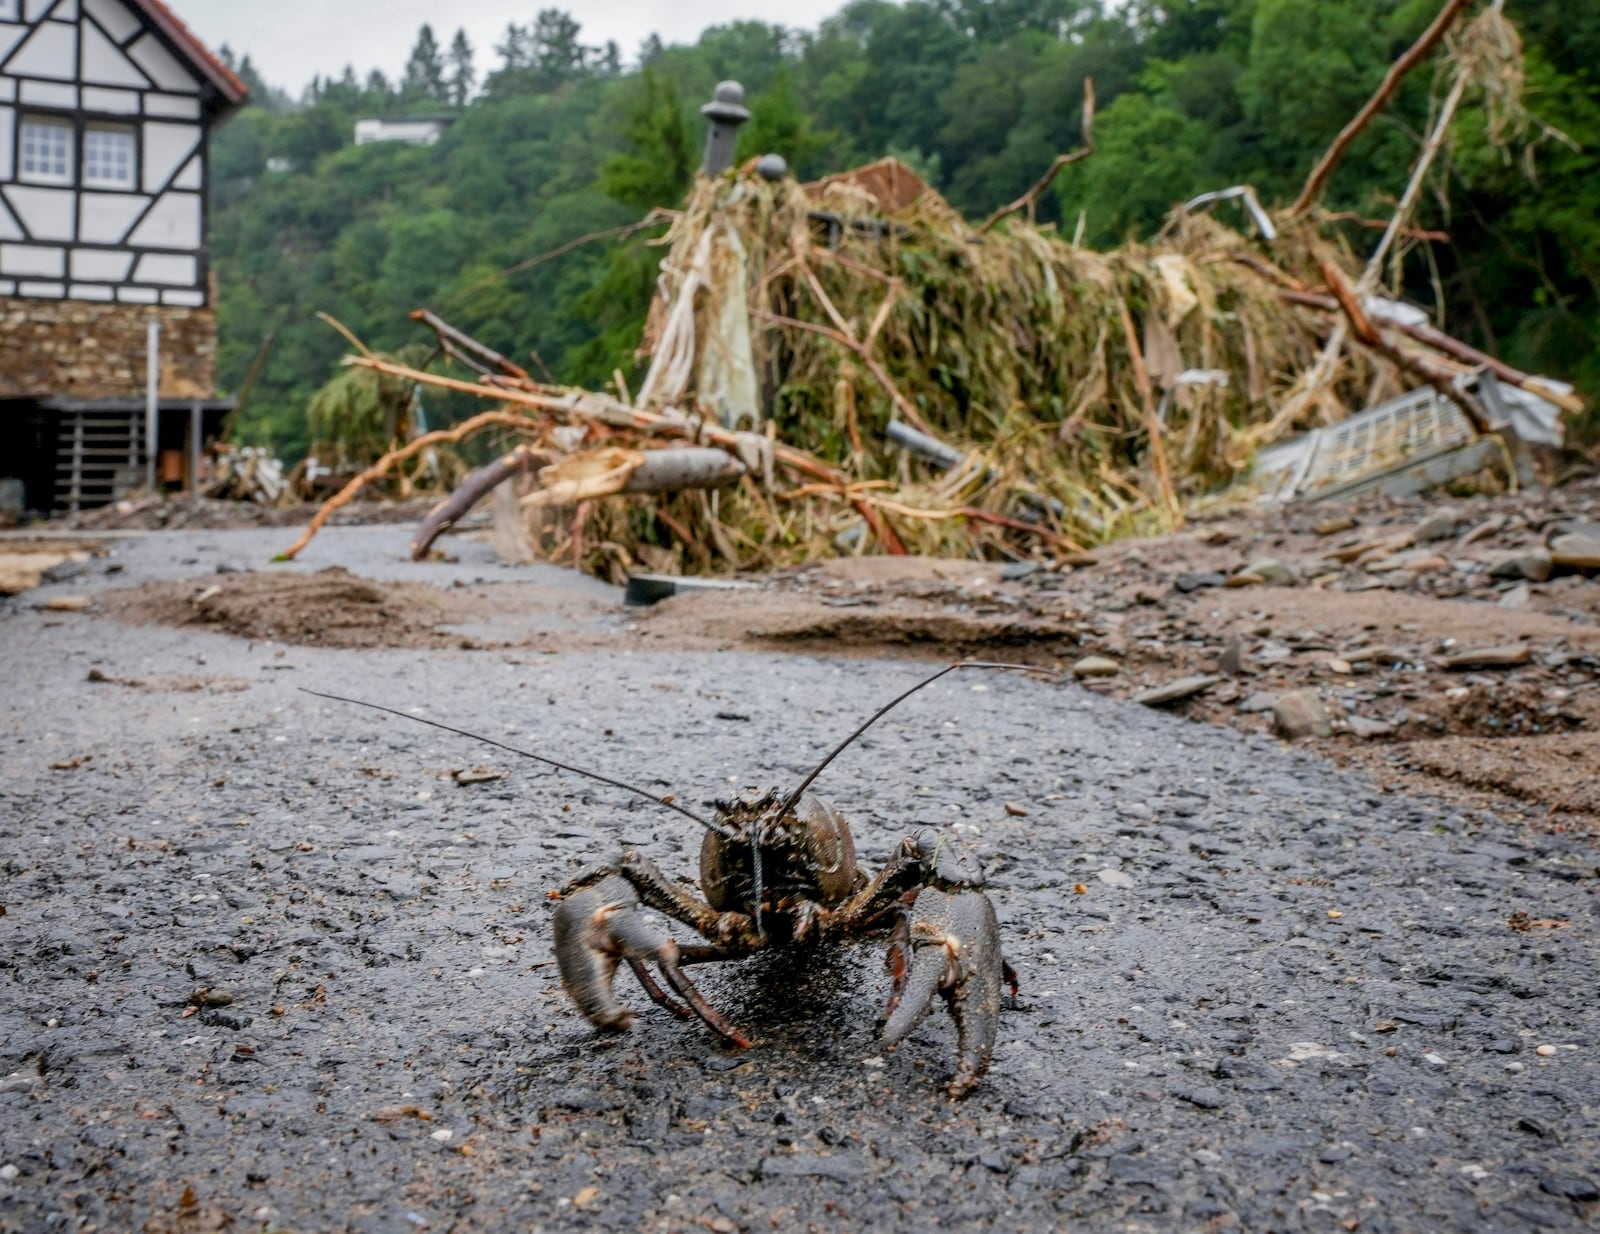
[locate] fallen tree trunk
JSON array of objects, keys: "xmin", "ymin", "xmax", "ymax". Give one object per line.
[
  {"xmin": 411, "ymin": 444, "xmax": 550, "ymax": 560},
  {"xmin": 619, "ymin": 447, "xmax": 747, "ymax": 494},
  {"xmin": 523, "ymin": 446, "xmax": 748, "ymax": 508}
]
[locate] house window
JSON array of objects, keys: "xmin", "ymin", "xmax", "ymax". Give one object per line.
[
  {"xmin": 20, "ymin": 117, "xmax": 73, "ymax": 185},
  {"xmin": 83, "ymin": 125, "xmax": 136, "ymax": 189},
  {"xmin": 0, "ymin": 1, "xmax": 18, "ymax": 19}
]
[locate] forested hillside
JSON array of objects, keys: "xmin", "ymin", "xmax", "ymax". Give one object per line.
[{"xmin": 209, "ymin": 0, "xmax": 1600, "ymax": 461}]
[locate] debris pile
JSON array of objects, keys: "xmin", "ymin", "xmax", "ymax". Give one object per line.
[{"xmin": 281, "ymin": 3, "xmax": 1583, "ymax": 579}]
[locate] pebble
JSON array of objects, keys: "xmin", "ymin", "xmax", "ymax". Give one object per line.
[
  {"xmin": 1071, "ymin": 655, "xmax": 1121, "ymax": 678},
  {"xmin": 1096, "ymin": 868, "xmax": 1135, "ymax": 889},
  {"xmin": 1274, "ymin": 688, "xmax": 1332, "ymax": 739},
  {"xmin": 1237, "ymin": 691, "xmax": 1277, "ymax": 714},
  {"xmin": 1423, "ymin": 1052, "xmax": 1447, "ymax": 1067},
  {"xmin": 1003, "ymin": 801, "xmax": 1028, "ymax": 817},
  {"xmin": 430, "ymin": 1129, "xmax": 454, "ymax": 1142},
  {"xmin": 42, "ymin": 595, "xmax": 91, "ymax": 612},
  {"xmin": 1541, "ymin": 1175, "xmax": 1600, "ymax": 1202},
  {"xmin": 0, "ymin": 1164, "xmax": 17, "ymax": 1182},
  {"xmin": 1344, "ymin": 715, "xmax": 1395, "ymax": 739},
  {"xmin": 1413, "ymin": 508, "xmax": 1462, "ymax": 542},
  {"xmin": 1488, "ymin": 549, "xmax": 1552, "ymax": 582},
  {"xmin": 1535, "ymin": 1044, "xmax": 1558, "ymax": 1057}
]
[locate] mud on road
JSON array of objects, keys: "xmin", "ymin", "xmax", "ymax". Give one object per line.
[{"xmin": 2, "ymin": 526, "xmax": 1598, "ymax": 1232}]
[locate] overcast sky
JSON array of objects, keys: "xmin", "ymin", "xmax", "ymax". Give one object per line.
[{"xmin": 184, "ymin": 1, "xmax": 850, "ymax": 97}]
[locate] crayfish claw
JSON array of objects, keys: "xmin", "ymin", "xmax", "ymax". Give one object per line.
[
  {"xmin": 880, "ymin": 887, "xmax": 1006, "ymax": 1099},
  {"xmin": 552, "ymin": 872, "xmax": 751, "ymax": 1048}
]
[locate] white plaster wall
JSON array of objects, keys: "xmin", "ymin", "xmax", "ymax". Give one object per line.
[
  {"xmin": 7, "ymin": 19, "xmax": 74, "ymax": 80},
  {"xmin": 2, "ymin": 0, "xmax": 215, "ymax": 302},
  {"xmin": 20, "ymin": 80, "xmax": 75, "ymax": 106},
  {"xmin": 70, "ymin": 247, "xmax": 131, "ymax": 280},
  {"xmin": 0, "ymin": 242, "xmax": 64, "ymax": 276},
  {"xmin": 82, "ymin": 0, "xmax": 137, "ymax": 43},
  {"xmin": 127, "ymin": 34, "xmax": 196, "ymax": 93},
  {"xmin": 126, "ymin": 191, "xmax": 199, "ymax": 249},
  {"xmin": 81, "ymin": 18, "xmax": 148, "ymax": 89},
  {"xmin": 145, "ymin": 94, "xmax": 199, "ymax": 119},
  {"xmin": 78, "ymin": 191, "xmax": 147, "ymax": 244},
  {"xmin": 4, "ymin": 185, "xmax": 74, "ymax": 241},
  {"xmin": 132, "ymin": 252, "xmax": 194, "ymax": 285},
  {"xmin": 141, "ymin": 121, "xmax": 198, "ymax": 193},
  {"xmin": 81, "ymin": 85, "xmax": 138, "ymax": 114}
]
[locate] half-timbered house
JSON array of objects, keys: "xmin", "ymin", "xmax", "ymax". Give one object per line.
[{"xmin": 0, "ymin": 0, "xmax": 246, "ymax": 514}]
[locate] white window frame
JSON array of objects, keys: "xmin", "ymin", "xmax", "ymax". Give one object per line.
[
  {"xmin": 82, "ymin": 124, "xmax": 136, "ymax": 190},
  {"xmin": 19, "ymin": 116, "xmax": 74, "ymax": 186}
]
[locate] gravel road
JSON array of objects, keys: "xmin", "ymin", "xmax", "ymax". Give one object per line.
[{"xmin": 2, "ymin": 528, "xmax": 1597, "ymax": 1233}]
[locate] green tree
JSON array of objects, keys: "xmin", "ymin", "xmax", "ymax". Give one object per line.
[
  {"xmin": 402, "ymin": 24, "xmax": 448, "ymax": 104},
  {"xmin": 736, "ymin": 67, "xmax": 830, "ymax": 175},
  {"xmin": 446, "ymin": 29, "xmax": 477, "ymax": 107},
  {"xmin": 600, "ymin": 69, "xmax": 696, "ymax": 210}
]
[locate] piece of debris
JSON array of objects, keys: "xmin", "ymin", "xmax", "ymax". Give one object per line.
[
  {"xmin": 452, "ymin": 767, "xmax": 508, "ymax": 786},
  {"xmin": 1134, "ymin": 675, "xmax": 1223, "ymax": 707},
  {"xmin": 1444, "ymin": 645, "xmax": 1533, "ymax": 671},
  {"xmin": 1071, "ymin": 655, "xmax": 1121, "ymax": 678},
  {"xmin": 1239, "ymin": 559, "xmax": 1298, "ymax": 587},
  {"xmin": 1549, "ymin": 532, "xmax": 1600, "ymax": 571}
]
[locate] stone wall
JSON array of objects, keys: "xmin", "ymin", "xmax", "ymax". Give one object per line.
[{"xmin": 0, "ymin": 298, "xmax": 218, "ymax": 401}]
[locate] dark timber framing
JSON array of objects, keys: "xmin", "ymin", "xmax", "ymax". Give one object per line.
[{"xmin": 0, "ymin": 0, "xmax": 245, "ymax": 305}]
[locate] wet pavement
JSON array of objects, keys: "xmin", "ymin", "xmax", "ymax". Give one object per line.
[{"xmin": 2, "ymin": 528, "xmax": 1598, "ymax": 1232}]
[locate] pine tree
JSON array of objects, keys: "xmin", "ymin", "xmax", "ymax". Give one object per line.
[
  {"xmin": 402, "ymin": 24, "xmax": 448, "ymax": 103},
  {"xmin": 446, "ymin": 28, "xmax": 477, "ymax": 107},
  {"xmin": 530, "ymin": 9, "xmax": 589, "ymax": 92},
  {"xmin": 600, "ymin": 69, "xmax": 695, "ymax": 210}
]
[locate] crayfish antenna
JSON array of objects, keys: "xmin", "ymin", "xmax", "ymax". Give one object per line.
[
  {"xmin": 300, "ymin": 688, "xmax": 736, "ymax": 838},
  {"xmin": 773, "ymin": 661, "xmax": 1054, "ymax": 818}
]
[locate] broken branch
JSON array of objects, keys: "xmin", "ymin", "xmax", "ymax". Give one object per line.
[
  {"xmin": 1116, "ymin": 300, "xmax": 1181, "ymax": 528},
  {"xmin": 412, "ymin": 444, "xmax": 551, "ymax": 559},
  {"xmin": 982, "ymin": 78, "xmax": 1096, "ymax": 233},
  {"xmin": 1291, "ymin": 0, "xmax": 1474, "ymax": 216},
  {"xmin": 277, "ymin": 409, "xmax": 546, "ymax": 560}
]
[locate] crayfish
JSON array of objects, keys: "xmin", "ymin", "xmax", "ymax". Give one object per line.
[{"xmin": 307, "ymin": 660, "xmax": 1033, "ymax": 1098}]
